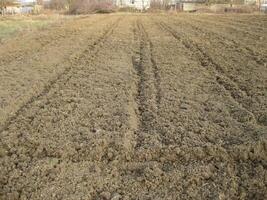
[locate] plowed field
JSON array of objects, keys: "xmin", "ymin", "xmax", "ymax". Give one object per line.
[{"xmin": 0, "ymin": 14, "xmax": 267, "ymax": 200}]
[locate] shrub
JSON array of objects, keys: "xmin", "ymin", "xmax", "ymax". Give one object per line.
[{"xmin": 69, "ymin": 0, "xmax": 115, "ymax": 14}]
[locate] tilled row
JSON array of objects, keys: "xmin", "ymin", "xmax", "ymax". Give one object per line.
[
  {"xmin": 0, "ymin": 16, "xmax": 128, "ymax": 199},
  {"xmin": 0, "ymin": 15, "xmax": 109, "ymax": 66},
  {"xmin": 0, "ymin": 14, "xmax": 266, "ymax": 200},
  {"xmin": 154, "ymin": 16, "xmax": 266, "ymax": 127},
  {"xmin": 178, "ymin": 16, "xmax": 266, "ymax": 66},
  {"xmin": 184, "ymin": 15, "xmax": 267, "ymax": 49},
  {"xmin": 0, "ymin": 15, "xmax": 113, "ymax": 128},
  {"xmin": 124, "ymin": 16, "xmax": 267, "ymax": 199},
  {"xmin": 131, "ymin": 19, "xmax": 162, "ymax": 148}
]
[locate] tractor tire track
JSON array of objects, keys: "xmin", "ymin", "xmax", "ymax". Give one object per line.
[
  {"xmin": 0, "ymin": 17, "xmax": 121, "ymax": 134},
  {"xmin": 157, "ymin": 21, "xmax": 262, "ymax": 126},
  {"xmin": 139, "ymin": 23, "xmax": 161, "ymax": 108},
  {"xmin": 132, "ymin": 19, "xmax": 162, "ymax": 148},
  {"xmin": 139, "ymin": 22, "xmax": 162, "ymax": 107}
]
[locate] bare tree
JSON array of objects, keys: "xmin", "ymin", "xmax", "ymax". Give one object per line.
[
  {"xmin": 49, "ymin": 0, "xmax": 68, "ymax": 10},
  {"xmin": 150, "ymin": 0, "xmax": 170, "ymax": 10}
]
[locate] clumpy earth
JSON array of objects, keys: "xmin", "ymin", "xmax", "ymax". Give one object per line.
[{"xmin": 0, "ymin": 13, "xmax": 266, "ymax": 200}]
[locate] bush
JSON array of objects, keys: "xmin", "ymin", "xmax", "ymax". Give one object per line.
[{"xmin": 69, "ymin": 0, "xmax": 115, "ymax": 14}]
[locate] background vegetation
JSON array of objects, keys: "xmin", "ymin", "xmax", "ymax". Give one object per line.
[{"xmin": 0, "ymin": 16, "xmax": 56, "ymax": 40}]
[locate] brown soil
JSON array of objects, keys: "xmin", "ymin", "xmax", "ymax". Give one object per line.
[{"xmin": 0, "ymin": 13, "xmax": 266, "ymax": 200}]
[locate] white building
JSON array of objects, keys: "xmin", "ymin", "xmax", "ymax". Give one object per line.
[
  {"xmin": 261, "ymin": 0, "xmax": 267, "ymax": 11},
  {"xmin": 115, "ymin": 0, "xmax": 151, "ymax": 10},
  {"xmin": 1, "ymin": 0, "xmax": 42, "ymax": 15}
]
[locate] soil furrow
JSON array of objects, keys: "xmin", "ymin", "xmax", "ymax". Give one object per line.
[
  {"xmin": 132, "ymin": 20, "xmax": 152, "ymax": 132},
  {"xmin": 175, "ymin": 17, "xmax": 266, "ymax": 66},
  {"xmin": 140, "ymin": 23, "xmax": 162, "ymax": 108},
  {"xmin": 190, "ymin": 17, "xmax": 265, "ymax": 38},
  {"xmin": 157, "ymin": 21, "xmax": 262, "ymax": 126},
  {"xmin": 132, "ymin": 19, "xmax": 161, "ymax": 148},
  {"xmin": 0, "ymin": 18, "xmax": 121, "ymax": 133},
  {"xmin": 184, "ymin": 16, "xmax": 267, "ymax": 52},
  {"xmin": 0, "ymin": 16, "xmax": 109, "ymax": 66},
  {"xmin": 196, "ymin": 15, "xmax": 267, "ymax": 32},
  {"xmin": 0, "ymin": 14, "xmax": 266, "ymax": 200}
]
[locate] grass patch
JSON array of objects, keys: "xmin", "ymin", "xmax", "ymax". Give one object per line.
[{"xmin": 0, "ymin": 16, "xmax": 55, "ymax": 40}]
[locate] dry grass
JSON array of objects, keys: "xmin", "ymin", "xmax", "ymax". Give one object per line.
[{"xmin": 0, "ymin": 15, "xmax": 65, "ymax": 40}]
